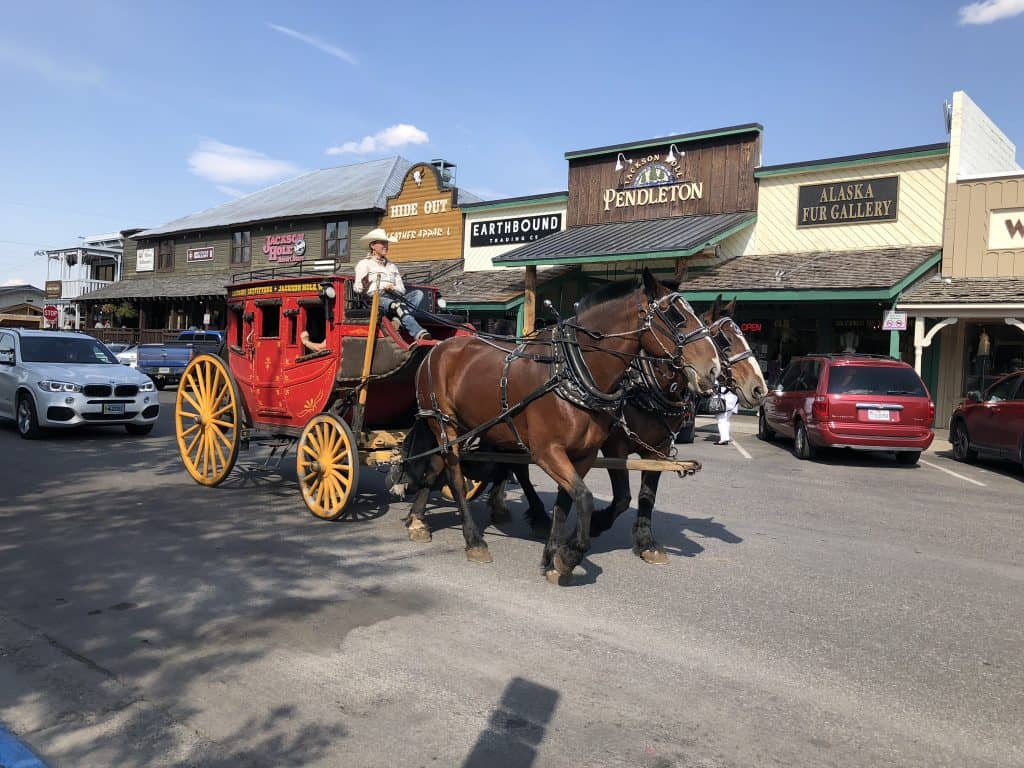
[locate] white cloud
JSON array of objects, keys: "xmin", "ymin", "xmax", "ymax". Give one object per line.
[
  {"xmin": 267, "ymin": 24, "xmax": 357, "ymax": 64},
  {"xmin": 188, "ymin": 140, "xmax": 301, "ymax": 185},
  {"xmin": 958, "ymin": 0, "xmax": 1024, "ymax": 24},
  {"xmin": 326, "ymin": 124, "xmax": 430, "ymax": 155},
  {"xmin": 2, "ymin": 277, "xmax": 29, "ymax": 286},
  {"xmin": 0, "ymin": 40, "xmax": 103, "ymax": 86}
]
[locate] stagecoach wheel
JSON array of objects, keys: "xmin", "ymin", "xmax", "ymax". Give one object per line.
[
  {"xmin": 297, "ymin": 414, "xmax": 360, "ymax": 521},
  {"xmin": 175, "ymin": 354, "xmax": 241, "ymax": 486},
  {"xmin": 441, "ymin": 478, "xmax": 486, "ymax": 502}
]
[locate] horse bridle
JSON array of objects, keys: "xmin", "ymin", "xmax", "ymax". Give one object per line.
[
  {"xmin": 709, "ymin": 317, "xmax": 755, "ymax": 366},
  {"xmin": 643, "ymin": 291, "xmax": 712, "ymax": 370}
]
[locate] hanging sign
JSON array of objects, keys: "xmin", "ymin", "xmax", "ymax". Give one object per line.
[
  {"xmin": 263, "ymin": 233, "xmax": 307, "ymax": 263},
  {"xmin": 882, "ymin": 310, "xmax": 907, "ymax": 331},
  {"xmin": 988, "ymin": 208, "xmax": 1024, "ymax": 250},
  {"xmin": 797, "ymin": 175, "xmax": 899, "ymax": 227},
  {"xmin": 136, "ymin": 247, "xmax": 155, "ymax": 272},
  {"xmin": 187, "ymin": 246, "xmax": 215, "ymax": 263}
]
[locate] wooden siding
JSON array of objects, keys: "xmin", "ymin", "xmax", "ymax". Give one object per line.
[
  {"xmin": 121, "ymin": 213, "xmax": 379, "ymax": 283},
  {"xmin": 567, "ymin": 133, "xmax": 759, "ymax": 227},
  {"xmin": 377, "ymin": 164, "xmax": 464, "ymax": 263},
  {"xmin": 751, "ymin": 155, "xmax": 947, "ymax": 254},
  {"xmin": 943, "ymin": 175, "xmax": 1024, "ymax": 277}
]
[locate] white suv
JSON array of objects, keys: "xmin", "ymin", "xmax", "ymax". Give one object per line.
[{"xmin": 0, "ymin": 329, "xmax": 160, "ymax": 439}]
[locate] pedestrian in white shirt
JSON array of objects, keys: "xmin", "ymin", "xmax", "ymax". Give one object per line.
[
  {"xmin": 353, "ymin": 228, "xmax": 430, "ymax": 341},
  {"xmin": 714, "ymin": 384, "xmax": 740, "ymax": 445}
]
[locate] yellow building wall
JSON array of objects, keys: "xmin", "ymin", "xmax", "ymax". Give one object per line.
[
  {"xmin": 943, "ymin": 176, "xmax": 1024, "ymax": 277},
  {"xmin": 750, "ymin": 155, "xmax": 947, "ymax": 253}
]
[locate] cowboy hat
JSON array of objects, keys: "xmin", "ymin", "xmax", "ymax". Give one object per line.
[{"xmin": 358, "ymin": 227, "xmax": 398, "ymax": 245}]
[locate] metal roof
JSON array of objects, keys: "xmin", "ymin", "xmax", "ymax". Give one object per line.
[
  {"xmin": 135, "ymin": 156, "xmax": 412, "ymax": 238},
  {"xmin": 492, "ymin": 212, "xmax": 756, "ymax": 266}
]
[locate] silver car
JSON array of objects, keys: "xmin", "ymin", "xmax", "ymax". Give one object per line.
[{"xmin": 0, "ymin": 329, "xmax": 160, "ymax": 439}]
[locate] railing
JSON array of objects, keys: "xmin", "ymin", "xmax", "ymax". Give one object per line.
[
  {"xmin": 60, "ymin": 279, "xmax": 114, "ymax": 300},
  {"xmin": 83, "ymin": 329, "xmax": 218, "ymax": 345}
]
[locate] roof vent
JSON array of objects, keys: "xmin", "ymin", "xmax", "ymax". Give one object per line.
[{"xmin": 431, "ymin": 159, "xmax": 456, "ymax": 188}]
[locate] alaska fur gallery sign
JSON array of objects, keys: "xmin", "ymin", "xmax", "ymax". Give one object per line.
[{"xmin": 797, "ymin": 175, "xmax": 899, "ymax": 227}]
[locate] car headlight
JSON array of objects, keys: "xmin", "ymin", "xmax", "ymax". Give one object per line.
[
  {"xmin": 38, "ymin": 380, "xmax": 83, "ymax": 393},
  {"xmin": 139, "ymin": 380, "xmax": 156, "ymax": 392}
]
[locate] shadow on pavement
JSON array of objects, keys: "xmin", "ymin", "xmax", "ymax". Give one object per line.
[{"xmin": 461, "ymin": 677, "xmax": 559, "ymax": 768}]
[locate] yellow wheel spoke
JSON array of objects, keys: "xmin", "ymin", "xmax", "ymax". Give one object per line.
[
  {"xmin": 180, "ymin": 388, "xmax": 202, "ymax": 413},
  {"xmin": 212, "ymin": 426, "xmax": 234, "ymax": 450},
  {"xmin": 178, "ymin": 409, "xmax": 199, "ymax": 421},
  {"xmin": 211, "ymin": 401, "xmax": 235, "ymax": 419},
  {"xmin": 210, "ymin": 432, "xmax": 227, "ymax": 472},
  {"xmin": 211, "ymin": 418, "xmax": 236, "ymax": 430}
]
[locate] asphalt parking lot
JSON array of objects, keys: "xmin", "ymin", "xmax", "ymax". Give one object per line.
[{"xmin": 1, "ymin": 392, "xmax": 1021, "ymax": 767}]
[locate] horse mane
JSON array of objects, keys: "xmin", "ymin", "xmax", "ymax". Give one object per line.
[{"xmin": 575, "ymin": 280, "xmax": 639, "ymax": 314}]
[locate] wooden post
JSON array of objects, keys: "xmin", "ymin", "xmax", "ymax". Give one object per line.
[
  {"xmin": 351, "ymin": 278, "xmax": 382, "ymax": 436},
  {"xmin": 523, "ymin": 265, "xmax": 537, "ymax": 335}
]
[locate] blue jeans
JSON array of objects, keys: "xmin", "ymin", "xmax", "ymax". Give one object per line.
[{"xmin": 378, "ymin": 289, "xmax": 427, "ymax": 338}]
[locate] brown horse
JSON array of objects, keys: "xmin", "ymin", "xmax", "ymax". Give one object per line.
[
  {"xmin": 487, "ymin": 295, "xmax": 768, "ymax": 564},
  {"xmin": 406, "ymin": 269, "xmax": 720, "ymax": 582}
]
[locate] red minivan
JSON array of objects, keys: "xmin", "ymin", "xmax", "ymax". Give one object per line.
[{"xmin": 758, "ymin": 354, "xmax": 935, "ymax": 464}]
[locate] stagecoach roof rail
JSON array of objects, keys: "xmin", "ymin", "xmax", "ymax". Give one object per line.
[{"xmin": 230, "ymin": 261, "xmax": 339, "ymax": 283}]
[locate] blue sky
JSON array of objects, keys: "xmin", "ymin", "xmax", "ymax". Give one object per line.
[{"xmin": 2, "ymin": 0, "xmax": 1023, "ymax": 289}]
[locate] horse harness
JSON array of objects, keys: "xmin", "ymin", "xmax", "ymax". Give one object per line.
[{"xmin": 409, "ymin": 293, "xmax": 707, "ymax": 461}]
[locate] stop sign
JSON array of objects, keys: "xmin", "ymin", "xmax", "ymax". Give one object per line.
[{"xmin": 43, "ymin": 305, "xmax": 59, "ymax": 322}]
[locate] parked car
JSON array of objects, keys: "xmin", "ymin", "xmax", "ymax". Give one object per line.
[
  {"xmin": 758, "ymin": 353, "xmax": 934, "ymax": 464},
  {"xmin": 116, "ymin": 343, "xmax": 139, "ymax": 368},
  {"xmin": 0, "ymin": 328, "xmax": 160, "ymax": 439},
  {"xmin": 136, "ymin": 330, "xmax": 225, "ymax": 389},
  {"xmin": 949, "ymin": 370, "xmax": 1024, "ymax": 470},
  {"xmin": 105, "ymin": 342, "xmax": 131, "ymax": 355}
]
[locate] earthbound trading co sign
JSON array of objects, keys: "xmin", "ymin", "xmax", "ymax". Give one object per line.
[
  {"xmin": 797, "ymin": 176, "xmax": 899, "ymax": 227},
  {"xmin": 470, "ymin": 213, "xmax": 563, "ymax": 247}
]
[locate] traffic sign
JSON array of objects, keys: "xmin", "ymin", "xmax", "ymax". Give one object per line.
[{"xmin": 43, "ymin": 305, "xmax": 59, "ymax": 322}]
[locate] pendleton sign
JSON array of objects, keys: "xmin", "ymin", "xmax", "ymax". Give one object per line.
[{"xmin": 797, "ymin": 175, "xmax": 899, "ymax": 227}]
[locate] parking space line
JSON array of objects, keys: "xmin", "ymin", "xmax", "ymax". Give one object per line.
[
  {"xmin": 732, "ymin": 440, "xmax": 752, "ymax": 460},
  {"xmin": 920, "ymin": 458, "xmax": 986, "ymax": 487}
]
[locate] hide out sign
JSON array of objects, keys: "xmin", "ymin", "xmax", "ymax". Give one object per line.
[{"xmin": 797, "ymin": 176, "xmax": 899, "ymax": 227}]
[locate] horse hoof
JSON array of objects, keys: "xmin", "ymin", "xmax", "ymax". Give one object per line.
[
  {"xmin": 407, "ymin": 521, "xmax": 431, "ymax": 543},
  {"xmin": 466, "ymin": 545, "xmax": 492, "ymax": 564},
  {"xmin": 545, "ymin": 569, "xmax": 573, "ymax": 586},
  {"xmin": 640, "ymin": 548, "xmax": 669, "ymax": 565},
  {"xmin": 553, "ymin": 551, "xmax": 574, "ymax": 577}
]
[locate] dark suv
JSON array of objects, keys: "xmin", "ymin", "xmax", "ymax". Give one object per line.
[{"xmin": 758, "ymin": 354, "xmax": 934, "ymax": 464}]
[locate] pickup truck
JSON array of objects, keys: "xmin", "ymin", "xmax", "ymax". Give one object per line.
[{"xmin": 136, "ymin": 330, "xmax": 225, "ymax": 390}]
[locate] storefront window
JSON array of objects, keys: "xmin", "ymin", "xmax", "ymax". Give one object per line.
[
  {"xmin": 963, "ymin": 323, "xmax": 1024, "ymax": 393},
  {"xmin": 157, "ymin": 239, "xmax": 175, "ymax": 271},
  {"xmin": 326, "ymin": 221, "xmax": 350, "ymax": 262},
  {"xmin": 232, "ymin": 231, "xmax": 251, "ymax": 264}
]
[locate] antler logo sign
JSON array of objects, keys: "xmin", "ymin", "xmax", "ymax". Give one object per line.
[{"xmin": 988, "ymin": 208, "xmax": 1024, "ymax": 250}]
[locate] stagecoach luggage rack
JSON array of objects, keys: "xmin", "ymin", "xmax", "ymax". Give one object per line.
[{"xmin": 231, "ymin": 260, "xmax": 338, "ymax": 283}]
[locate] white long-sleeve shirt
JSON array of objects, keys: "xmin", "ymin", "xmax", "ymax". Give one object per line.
[{"xmin": 353, "ymin": 255, "xmax": 405, "ymax": 295}]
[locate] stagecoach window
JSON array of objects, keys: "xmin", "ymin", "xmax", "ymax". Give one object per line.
[
  {"xmin": 304, "ymin": 304, "xmax": 326, "ymax": 345},
  {"xmin": 260, "ymin": 305, "xmax": 280, "ymax": 338},
  {"xmin": 325, "ymin": 221, "xmax": 350, "ymax": 262},
  {"xmin": 232, "ymin": 230, "xmax": 251, "ymax": 264},
  {"xmin": 233, "ymin": 310, "xmax": 244, "ymax": 347}
]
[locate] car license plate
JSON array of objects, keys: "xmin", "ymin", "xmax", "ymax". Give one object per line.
[
  {"xmin": 158, "ymin": 367, "xmax": 171, "ymax": 374},
  {"xmin": 867, "ymin": 409, "xmax": 890, "ymax": 422},
  {"xmin": 103, "ymin": 403, "xmax": 125, "ymax": 415}
]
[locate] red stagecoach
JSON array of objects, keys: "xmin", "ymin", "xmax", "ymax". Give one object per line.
[{"xmin": 173, "ymin": 265, "xmax": 477, "ymax": 519}]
